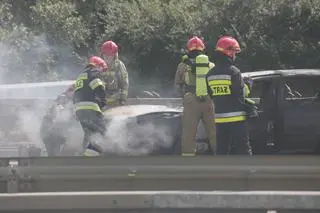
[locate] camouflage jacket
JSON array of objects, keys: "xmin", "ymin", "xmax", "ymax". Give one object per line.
[{"xmin": 100, "ymin": 57, "xmax": 129, "ymax": 104}]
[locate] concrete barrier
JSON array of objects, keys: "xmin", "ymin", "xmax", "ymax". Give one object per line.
[{"xmin": 0, "ymin": 191, "xmax": 319, "ymax": 211}]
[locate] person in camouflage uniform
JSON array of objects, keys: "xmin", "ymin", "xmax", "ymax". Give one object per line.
[{"xmin": 100, "ymin": 40, "xmax": 129, "ymax": 107}]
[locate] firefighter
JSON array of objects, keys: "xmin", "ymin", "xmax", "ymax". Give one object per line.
[
  {"xmin": 73, "ymin": 56, "xmax": 108, "ymax": 156},
  {"xmin": 174, "ymin": 36, "xmax": 217, "ymax": 156},
  {"xmin": 243, "ymin": 77, "xmax": 252, "ymax": 98},
  {"xmin": 100, "ymin": 40, "xmax": 129, "ymax": 107},
  {"xmin": 40, "ymin": 84, "xmax": 76, "ymax": 156},
  {"xmin": 243, "ymin": 76, "xmax": 259, "ymax": 119},
  {"xmin": 243, "ymin": 76, "xmax": 255, "ymax": 104},
  {"xmin": 206, "ymin": 36, "xmax": 252, "ymax": 155}
]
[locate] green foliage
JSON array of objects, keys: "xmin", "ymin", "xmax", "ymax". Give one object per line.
[
  {"xmin": 1, "ymin": 0, "xmax": 320, "ymax": 85},
  {"xmin": 0, "ymin": 1, "xmax": 14, "ymax": 39},
  {"xmin": 30, "ymin": 0, "xmax": 90, "ymax": 48},
  {"xmin": 0, "ymin": 2, "xmax": 57, "ymax": 82}
]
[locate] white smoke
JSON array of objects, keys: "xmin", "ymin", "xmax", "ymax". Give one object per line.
[
  {"xmin": 16, "ymin": 100, "xmax": 49, "ymax": 151},
  {"xmin": 58, "ymin": 105, "xmax": 177, "ymax": 156},
  {"xmin": 101, "ymin": 116, "xmax": 174, "ymax": 156},
  {"xmin": 100, "ymin": 105, "xmax": 179, "ymax": 155},
  {"xmin": 0, "ymin": 29, "xmax": 84, "ymax": 157},
  {"xmin": 0, "ymin": 29, "xmax": 179, "ymax": 157}
]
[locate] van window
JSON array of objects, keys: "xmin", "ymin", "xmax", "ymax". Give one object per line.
[
  {"xmin": 250, "ymin": 80, "xmax": 264, "ymax": 98},
  {"xmin": 250, "ymin": 79, "xmax": 274, "ymax": 98},
  {"xmin": 283, "ymin": 76, "xmax": 320, "ymax": 99}
]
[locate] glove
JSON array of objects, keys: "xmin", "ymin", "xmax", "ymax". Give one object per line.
[
  {"xmin": 56, "ymin": 104, "xmax": 65, "ymax": 111},
  {"xmin": 247, "ymin": 106, "xmax": 259, "ymax": 119},
  {"xmin": 244, "ymin": 102, "xmax": 259, "ymax": 119},
  {"xmin": 106, "ymin": 92, "xmax": 121, "ymax": 104},
  {"xmin": 105, "ymin": 98, "xmax": 115, "ymax": 105},
  {"xmin": 120, "ymin": 92, "xmax": 127, "ymax": 102},
  {"xmin": 247, "ymin": 109, "xmax": 259, "ymax": 118},
  {"xmin": 120, "ymin": 94, "xmax": 126, "ymax": 105},
  {"xmin": 101, "ymin": 105, "xmax": 109, "ymax": 112}
]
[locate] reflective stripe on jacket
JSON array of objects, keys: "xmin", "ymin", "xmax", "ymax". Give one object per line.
[
  {"xmin": 215, "ymin": 111, "xmax": 246, "ymax": 123},
  {"xmin": 207, "ymin": 73, "xmax": 247, "ymax": 123},
  {"xmin": 89, "ymin": 79, "xmax": 105, "ymax": 90},
  {"xmin": 75, "ymin": 101, "xmax": 101, "ymax": 113},
  {"xmin": 207, "ymin": 74, "xmax": 232, "ymax": 96},
  {"xmin": 244, "ymin": 83, "xmax": 250, "ymax": 97}
]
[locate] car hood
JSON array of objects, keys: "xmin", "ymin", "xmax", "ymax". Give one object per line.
[{"xmin": 103, "ymin": 104, "xmax": 182, "ymax": 118}]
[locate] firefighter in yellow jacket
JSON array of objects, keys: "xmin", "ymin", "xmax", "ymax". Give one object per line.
[
  {"xmin": 174, "ymin": 36, "xmax": 216, "ymax": 156},
  {"xmin": 100, "ymin": 40, "xmax": 129, "ymax": 107}
]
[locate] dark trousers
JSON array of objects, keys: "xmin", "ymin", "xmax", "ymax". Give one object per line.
[
  {"xmin": 75, "ymin": 109, "xmax": 106, "ymax": 154},
  {"xmin": 216, "ymin": 121, "xmax": 252, "ymax": 155}
]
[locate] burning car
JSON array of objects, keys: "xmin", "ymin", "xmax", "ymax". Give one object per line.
[
  {"xmin": 41, "ymin": 69, "xmax": 320, "ymax": 156},
  {"xmin": 2, "ymin": 69, "xmax": 320, "ymax": 156}
]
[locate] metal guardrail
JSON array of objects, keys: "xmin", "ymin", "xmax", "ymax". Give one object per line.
[
  {"xmin": 0, "ymin": 155, "xmax": 319, "ymax": 193},
  {"xmin": 0, "ymin": 191, "xmax": 319, "ymax": 212},
  {"xmin": 0, "ymin": 97, "xmax": 183, "ymax": 104},
  {"xmin": 0, "ymin": 156, "xmax": 318, "ymax": 212}
]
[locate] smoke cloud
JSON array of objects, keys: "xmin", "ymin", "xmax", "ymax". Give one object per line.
[
  {"xmin": 0, "ymin": 31, "xmax": 180, "ymax": 157},
  {"xmin": 98, "ymin": 105, "xmax": 178, "ymax": 156},
  {"xmin": 59, "ymin": 104, "xmax": 178, "ymax": 156},
  {"xmin": 0, "ymin": 29, "xmax": 83, "ymax": 157}
]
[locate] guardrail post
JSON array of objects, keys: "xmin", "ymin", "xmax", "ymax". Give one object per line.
[{"xmin": 7, "ymin": 160, "xmax": 19, "ymax": 193}]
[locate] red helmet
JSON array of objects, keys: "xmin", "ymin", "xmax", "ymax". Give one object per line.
[
  {"xmin": 88, "ymin": 56, "xmax": 108, "ymax": 71},
  {"xmin": 186, "ymin": 36, "xmax": 205, "ymax": 52},
  {"xmin": 215, "ymin": 36, "xmax": 241, "ymax": 58},
  {"xmin": 100, "ymin": 40, "xmax": 119, "ymax": 56}
]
